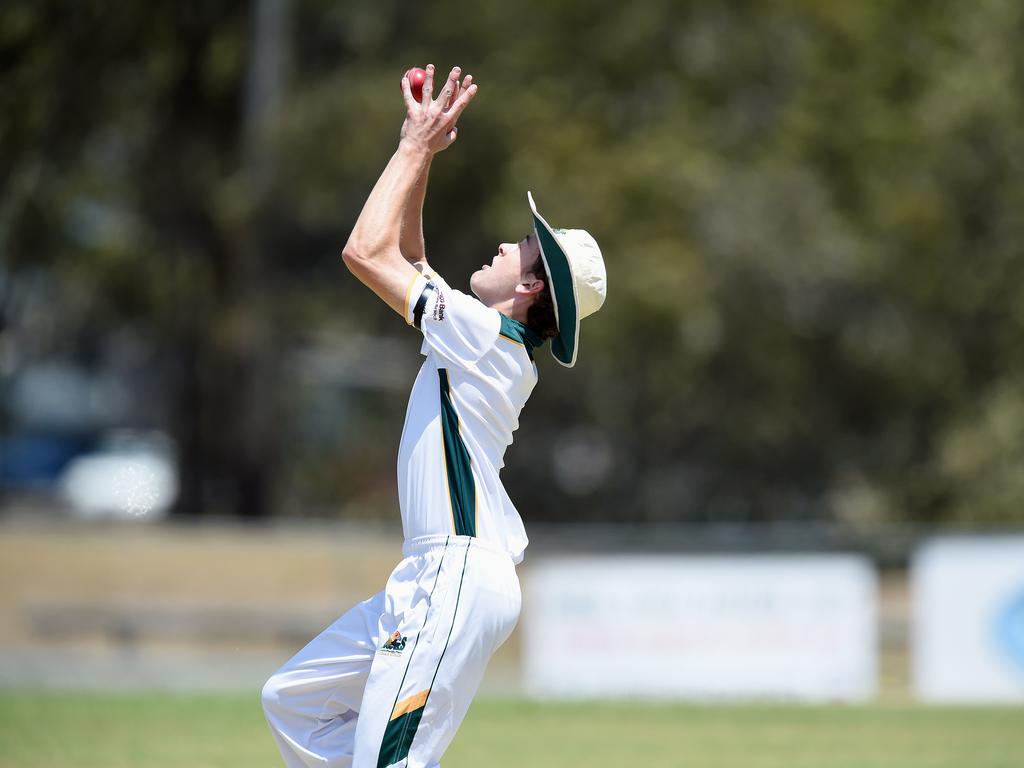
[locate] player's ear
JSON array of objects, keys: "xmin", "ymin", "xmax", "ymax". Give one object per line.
[{"xmin": 515, "ymin": 274, "xmax": 545, "ymax": 297}]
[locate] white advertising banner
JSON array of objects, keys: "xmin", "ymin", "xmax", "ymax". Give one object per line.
[
  {"xmin": 523, "ymin": 555, "xmax": 876, "ymax": 700},
  {"xmin": 912, "ymin": 536, "xmax": 1024, "ymax": 702}
]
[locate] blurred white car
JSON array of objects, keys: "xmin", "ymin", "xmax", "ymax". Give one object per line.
[{"xmin": 58, "ymin": 431, "xmax": 178, "ymax": 519}]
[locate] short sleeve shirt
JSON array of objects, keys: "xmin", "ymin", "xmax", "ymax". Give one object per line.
[{"xmin": 396, "ymin": 270, "xmax": 543, "ymax": 563}]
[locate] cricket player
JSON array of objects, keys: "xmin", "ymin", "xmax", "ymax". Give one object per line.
[{"xmin": 262, "ymin": 64, "xmax": 607, "ymax": 768}]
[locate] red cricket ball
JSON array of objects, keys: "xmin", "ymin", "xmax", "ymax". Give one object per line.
[{"xmin": 403, "ymin": 67, "xmax": 427, "ymax": 102}]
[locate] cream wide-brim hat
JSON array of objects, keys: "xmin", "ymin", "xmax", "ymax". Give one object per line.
[{"xmin": 527, "ymin": 191, "xmax": 607, "ymax": 367}]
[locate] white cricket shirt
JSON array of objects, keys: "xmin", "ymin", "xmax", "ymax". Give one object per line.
[{"xmin": 397, "ymin": 270, "xmax": 542, "ymax": 564}]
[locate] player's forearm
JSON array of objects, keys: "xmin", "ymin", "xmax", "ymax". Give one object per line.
[
  {"xmin": 399, "ymin": 157, "xmax": 432, "ymax": 264},
  {"xmin": 344, "ymin": 141, "xmax": 432, "ymax": 263}
]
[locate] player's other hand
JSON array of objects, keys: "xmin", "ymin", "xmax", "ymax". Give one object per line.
[{"xmin": 400, "ymin": 64, "xmax": 477, "ymax": 155}]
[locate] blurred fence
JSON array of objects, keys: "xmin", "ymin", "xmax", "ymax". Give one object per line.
[{"xmin": 4, "ymin": 512, "xmax": 1024, "ymax": 700}]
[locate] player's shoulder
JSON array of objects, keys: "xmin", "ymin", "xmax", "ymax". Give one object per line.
[{"xmin": 416, "ymin": 269, "xmax": 540, "ymax": 370}]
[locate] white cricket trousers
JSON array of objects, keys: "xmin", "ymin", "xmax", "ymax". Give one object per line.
[{"xmin": 262, "ymin": 535, "xmax": 520, "ymax": 768}]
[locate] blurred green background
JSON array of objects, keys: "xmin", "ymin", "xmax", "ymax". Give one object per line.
[{"xmin": 5, "ymin": 0, "xmax": 1023, "ymax": 527}]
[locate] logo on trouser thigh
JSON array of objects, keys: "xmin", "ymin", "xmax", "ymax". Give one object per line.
[{"xmin": 379, "ymin": 630, "xmax": 408, "ymax": 655}]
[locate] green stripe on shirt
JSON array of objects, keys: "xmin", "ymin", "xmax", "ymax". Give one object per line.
[{"xmin": 438, "ymin": 369, "xmax": 476, "ymax": 537}]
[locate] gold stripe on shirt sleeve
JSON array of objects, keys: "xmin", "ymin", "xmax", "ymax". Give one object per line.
[{"xmin": 403, "ymin": 274, "xmax": 422, "ymax": 326}]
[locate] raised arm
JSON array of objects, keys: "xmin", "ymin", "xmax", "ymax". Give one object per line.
[
  {"xmin": 400, "ymin": 158, "xmax": 432, "ymax": 270},
  {"xmin": 342, "ymin": 65, "xmax": 477, "ymax": 319}
]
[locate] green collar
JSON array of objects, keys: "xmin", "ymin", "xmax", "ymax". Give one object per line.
[{"xmin": 498, "ymin": 314, "xmax": 545, "ymax": 358}]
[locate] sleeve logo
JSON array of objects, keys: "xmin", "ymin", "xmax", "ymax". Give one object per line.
[{"xmin": 432, "ymin": 287, "xmax": 446, "ymax": 322}]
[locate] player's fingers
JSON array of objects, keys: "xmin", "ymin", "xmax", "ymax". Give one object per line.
[
  {"xmin": 447, "ymin": 74, "xmax": 471, "ymax": 114},
  {"xmin": 439, "ymin": 66, "xmax": 460, "ymax": 109},
  {"xmin": 400, "ymin": 74, "xmax": 419, "ymax": 112},
  {"xmin": 440, "ymin": 126, "xmax": 458, "ymax": 149},
  {"xmin": 450, "ymin": 74, "xmax": 467, "ymax": 107},
  {"xmin": 446, "ymin": 81, "xmax": 478, "ymax": 123},
  {"xmin": 421, "ymin": 63, "xmax": 435, "ymax": 106}
]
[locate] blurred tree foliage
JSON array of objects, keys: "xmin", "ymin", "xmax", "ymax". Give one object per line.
[{"xmin": 2, "ymin": 0, "xmax": 1023, "ymax": 526}]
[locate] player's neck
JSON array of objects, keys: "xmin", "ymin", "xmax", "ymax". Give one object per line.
[{"xmin": 488, "ymin": 296, "xmax": 531, "ymax": 326}]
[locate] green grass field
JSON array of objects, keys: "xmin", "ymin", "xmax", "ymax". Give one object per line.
[{"xmin": 1, "ymin": 692, "xmax": 1021, "ymax": 768}]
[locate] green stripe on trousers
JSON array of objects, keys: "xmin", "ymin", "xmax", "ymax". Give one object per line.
[{"xmin": 377, "ymin": 706, "xmax": 425, "ymax": 768}]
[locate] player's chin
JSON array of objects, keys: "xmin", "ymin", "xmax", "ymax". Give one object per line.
[{"xmin": 468, "ymin": 270, "xmax": 488, "ymax": 300}]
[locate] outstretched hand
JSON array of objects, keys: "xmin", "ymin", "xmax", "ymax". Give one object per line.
[{"xmin": 400, "ymin": 64, "xmax": 477, "ymax": 155}]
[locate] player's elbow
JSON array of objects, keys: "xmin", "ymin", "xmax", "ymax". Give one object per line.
[
  {"xmin": 342, "ymin": 240, "xmax": 370, "ymax": 271},
  {"xmin": 343, "ymin": 238, "xmax": 407, "ymax": 277}
]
